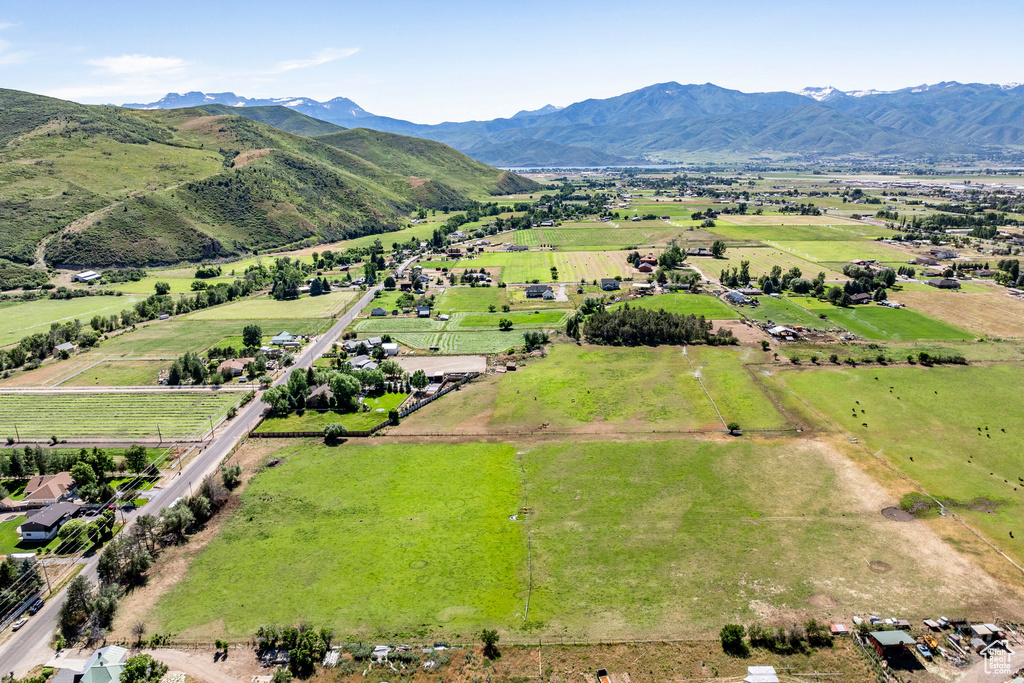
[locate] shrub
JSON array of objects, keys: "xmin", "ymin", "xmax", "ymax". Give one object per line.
[
  {"xmin": 720, "ymin": 624, "xmax": 748, "ymax": 656},
  {"xmin": 324, "ymin": 423, "xmax": 347, "ymax": 442}
]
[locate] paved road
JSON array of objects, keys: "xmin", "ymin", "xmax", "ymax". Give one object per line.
[{"xmin": 0, "ymin": 265, "xmax": 408, "ymax": 676}]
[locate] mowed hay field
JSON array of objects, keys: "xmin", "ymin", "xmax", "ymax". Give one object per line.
[
  {"xmin": 395, "ymin": 344, "xmax": 791, "ymax": 434},
  {"xmin": 155, "ymin": 442, "xmax": 526, "ymax": 638},
  {"xmin": 151, "ymin": 437, "xmax": 1024, "ymax": 640},
  {"xmin": 705, "ymin": 247, "xmax": 846, "ymax": 282},
  {"xmin": 63, "ymin": 360, "xmax": 167, "ymax": 386},
  {"xmin": 896, "ymin": 289, "xmax": 1024, "ymax": 337},
  {"xmin": 0, "ymin": 295, "xmax": 144, "ymax": 346},
  {"xmin": 762, "ymin": 239, "xmax": 912, "ymax": 269},
  {"xmin": 0, "ymin": 391, "xmax": 242, "ymax": 440},
  {"xmin": 513, "ymin": 222, "xmax": 698, "ymax": 250},
  {"xmin": 186, "ymin": 291, "xmax": 355, "ymax": 320},
  {"xmin": 768, "ymin": 364, "xmax": 1024, "ymax": 566},
  {"xmin": 460, "ymin": 251, "xmax": 631, "ymax": 283},
  {"xmin": 708, "ymin": 222, "xmax": 893, "ymax": 242},
  {"xmin": 788, "ymin": 296, "xmax": 974, "ymax": 341}
]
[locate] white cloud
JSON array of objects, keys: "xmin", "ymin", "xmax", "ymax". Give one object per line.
[
  {"xmin": 86, "ymin": 54, "xmax": 188, "ymax": 76},
  {"xmin": 272, "ymin": 48, "xmax": 358, "ymax": 73}
]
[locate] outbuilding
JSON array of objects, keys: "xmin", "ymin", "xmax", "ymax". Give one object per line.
[{"xmin": 868, "ymin": 630, "xmax": 916, "ymax": 658}]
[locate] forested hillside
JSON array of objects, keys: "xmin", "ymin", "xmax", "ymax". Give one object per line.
[{"xmin": 0, "ymin": 89, "xmax": 539, "ymax": 268}]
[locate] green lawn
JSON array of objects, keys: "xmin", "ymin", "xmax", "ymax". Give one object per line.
[
  {"xmin": 0, "ymin": 295, "xmax": 144, "ymax": 347},
  {"xmin": 255, "ymin": 392, "xmax": 409, "ymax": 433},
  {"xmin": 0, "ymin": 392, "xmax": 243, "ymax": 440},
  {"xmin": 763, "ymin": 240, "xmax": 909, "ymax": 266},
  {"xmin": 611, "ymin": 293, "xmax": 740, "ymax": 319},
  {"xmin": 771, "ymin": 364, "xmax": 1024, "ymax": 566},
  {"xmin": 155, "ymin": 441, "xmax": 526, "ymax": 638},
  {"xmin": 0, "ymin": 515, "xmax": 27, "ymax": 556},
  {"xmin": 186, "ymin": 291, "xmax": 354, "ymax": 320},
  {"xmin": 460, "ymin": 251, "xmax": 630, "ymax": 283},
  {"xmin": 455, "ymin": 311, "xmax": 568, "ymax": 329},
  {"xmin": 707, "ymin": 223, "xmax": 894, "ymax": 242}
]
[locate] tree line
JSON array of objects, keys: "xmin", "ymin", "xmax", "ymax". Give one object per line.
[{"xmin": 582, "ymin": 305, "xmax": 737, "ymax": 346}]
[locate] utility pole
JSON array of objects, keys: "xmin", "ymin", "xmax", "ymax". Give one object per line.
[
  {"xmin": 13, "ymin": 424, "xmax": 19, "ymax": 443},
  {"xmin": 157, "ymin": 424, "xmax": 162, "ymax": 445}
]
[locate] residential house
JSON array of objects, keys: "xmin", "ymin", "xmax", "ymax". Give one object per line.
[
  {"xmin": 416, "ymin": 306, "xmax": 431, "ymax": 318},
  {"xmin": 271, "ymin": 331, "xmax": 295, "ymax": 346},
  {"xmin": 366, "ymin": 337, "xmax": 382, "ymax": 347},
  {"xmin": 447, "ymin": 248, "xmax": 462, "ymax": 258},
  {"xmin": 915, "ymin": 255, "xmax": 938, "ymax": 266},
  {"xmin": 17, "ymin": 502, "xmax": 78, "ymax": 541},
  {"xmin": 639, "ymin": 253, "xmax": 658, "ymax": 265},
  {"xmin": 507, "ymin": 245, "xmax": 529, "ymax": 252},
  {"xmin": 600, "ymin": 278, "xmax": 620, "ymax": 291},
  {"xmin": 350, "ymin": 355, "xmax": 373, "ymax": 370},
  {"xmin": 686, "ymin": 248, "xmax": 714, "ymax": 257},
  {"xmin": 307, "ymin": 384, "xmax": 334, "ymax": 409},
  {"xmin": 2, "ymin": 473, "xmax": 76, "ymax": 511},
  {"xmin": 928, "ymin": 278, "xmax": 961, "ymax": 289},
  {"xmin": 849, "ymin": 292, "xmax": 872, "ymax": 305},
  {"xmin": 381, "ymin": 343, "xmax": 399, "ymax": 357},
  {"xmin": 217, "ymin": 358, "xmax": 254, "ymax": 378},
  {"xmin": 399, "ymin": 282, "xmax": 413, "ymax": 292},
  {"xmin": 371, "ymin": 307, "xmax": 387, "ymax": 316},
  {"xmin": 724, "ymin": 291, "xmax": 748, "ymax": 304},
  {"xmin": 71, "ymin": 270, "xmax": 101, "ymax": 283},
  {"xmin": 929, "ymin": 248, "xmax": 958, "ymax": 260},
  {"xmin": 53, "ymin": 342, "xmax": 76, "ymax": 358},
  {"xmin": 525, "ymin": 285, "xmax": 554, "ymax": 299},
  {"xmin": 52, "ymin": 645, "xmax": 128, "ymax": 683},
  {"xmin": 637, "ymin": 262, "xmax": 655, "ymax": 274}
]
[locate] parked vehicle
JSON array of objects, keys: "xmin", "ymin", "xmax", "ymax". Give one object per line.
[
  {"xmin": 916, "ymin": 642, "xmax": 933, "ymax": 661},
  {"xmin": 28, "ymin": 599, "xmax": 44, "ymax": 615},
  {"xmin": 597, "ymin": 668, "xmax": 610, "ymax": 683},
  {"xmin": 11, "ymin": 618, "xmax": 27, "ymax": 631}
]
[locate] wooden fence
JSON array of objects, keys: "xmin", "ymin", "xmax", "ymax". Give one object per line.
[{"xmin": 398, "ymin": 373, "xmax": 478, "ymax": 418}]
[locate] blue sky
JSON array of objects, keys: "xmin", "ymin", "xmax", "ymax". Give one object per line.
[{"xmin": 2, "ymin": 0, "xmax": 1023, "ymax": 123}]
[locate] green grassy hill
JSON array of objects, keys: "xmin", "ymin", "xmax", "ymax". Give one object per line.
[
  {"xmin": 198, "ymin": 104, "xmax": 347, "ymax": 137},
  {"xmin": 315, "ymin": 128, "xmax": 540, "ymax": 201},
  {"xmin": 0, "ymin": 89, "xmax": 540, "ymax": 268}
]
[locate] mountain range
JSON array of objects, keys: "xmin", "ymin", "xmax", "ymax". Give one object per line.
[{"xmin": 126, "ymin": 81, "xmax": 1024, "ymax": 166}]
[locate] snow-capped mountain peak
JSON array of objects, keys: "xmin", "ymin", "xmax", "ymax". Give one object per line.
[{"xmin": 796, "ymin": 86, "xmax": 845, "ymax": 101}]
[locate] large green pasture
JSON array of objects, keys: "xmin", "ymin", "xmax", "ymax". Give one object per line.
[
  {"xmin": 0, "ymin": 295, "xmax": 144, "ymax": 346},
  {"xmin": 388, "ymin": 331, "xmax": 521, "ymax": 354},
  {"xmin": 708, "ymin": 223, "xmax": 893, "ymax": 242},
  {"xmin": 155, "ymin": 442, "xmax": 526, "ymax": 637},
  {"xmin": 426, "ymin": 345, "xmax": 788, "ymax": 433},
  {"xmin": 612, "ymin": 293, "xmax": 740, "ymax": 319},
  {"xmin": 435, "ymin": 286, "xmax": 508, "ymax": 312},
  {"xmin": 353, "ymin": 311, "xmax": 567, "ymax": 336},
  {"xmin": 155, "ymin": 437, "xmax": 1012, "ymax": 639},
  {"xmin": 787, "ymin": 297, "xmax": 974, "ymax": 341},
  {"xmin": 186, "ymin": 291, "xmax": 354, "ymax": 320},
  {"xmin": 771, "ymin": 364, "xmax": 1024, "ymax": 565},
  {"xmin": 764, "ymin": 240, "xmax": 910, "ymax": 268},
  {"xmin": 513, "ymin": 222, "xmax": 699, "ymax": 250},
  {"xmin": 742, "ymin": 296, "xmax": 829, "ymax": 329},
  {"xmin": 0, "ymin": 391, "xmax": 242, "ymax": 440},
  {"xmin": 63, "ymin": 360, "xmax": 166, "ymax": 386}
]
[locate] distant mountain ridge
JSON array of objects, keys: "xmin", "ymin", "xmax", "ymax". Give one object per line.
[{"xmin": 124, "ymin": 81, "xmax": 1024, "ymax": 165}]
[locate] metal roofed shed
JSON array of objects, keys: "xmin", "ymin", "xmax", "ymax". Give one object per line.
[
  {"xmin": 868, "ymin": 630, "xmax": 916, "ymax": 657},
  {"xmin": 744, "ymin": 666, "xmax": 779, "ymax": 683}
]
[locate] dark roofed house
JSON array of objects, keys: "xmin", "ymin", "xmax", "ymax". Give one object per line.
[
  {"xmin": 637, "ymin": 262, "xmax": 655, "ymax": 273},
  {"xmin": 18, "ymin": 502, "xmax": 78, "ymax": 541},
  {"xmin": 639, "ymin": 253, "xmax": 658, "ymax": 265},
  {"xmin": 725, "ymin": 291, "xmax": 748, "ymax": 304},
  {"xmin": 601, "ymin": 278, "xmax": 620, "ymax": 291},
  {"xmin": 686, "ymin": 248, "xmax": 714, "ymax": 257},
  {"xmin": 371, "ymin": 307, "xmax": 387, "ymax": 316},
  {"xmin": 525, "ymin": 285, "xmax": 553, "ymax": 299},
  {"xmin": 307, "ymin": 384, "xmax": 334, "ymax": 409},
  {"xmin": 416, "ymin": 306, "xmax": 431, "ymax": 317},
  {"xmin": 849, "ymin": 292, "xmax": 872, "ymax": 305},
  {"xmin": 507, "ymin": 245, "xmax": 529, "ymax": 252},
  {"xmin": 928, "ymin": 278, "xmax": 961, "ymax": 289}
]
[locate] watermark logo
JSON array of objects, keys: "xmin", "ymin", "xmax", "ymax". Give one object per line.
[{"xmin": 983, "ymin": 650, "xmax": 1014, "ymax": 676}]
